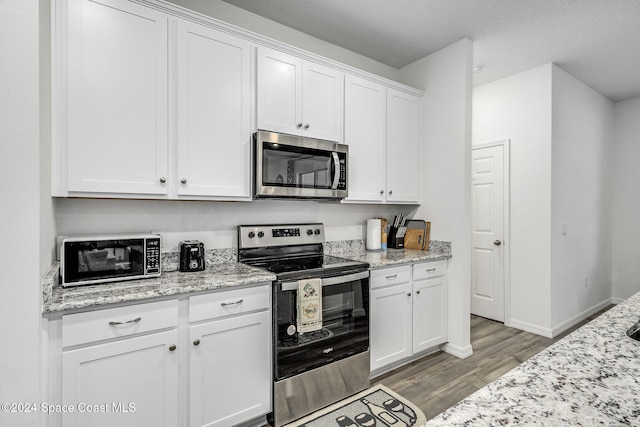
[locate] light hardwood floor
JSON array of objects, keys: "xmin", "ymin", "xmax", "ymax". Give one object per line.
[{"xmin": 374, "ymin": 307, "xmax": 614, "ymax": 421}]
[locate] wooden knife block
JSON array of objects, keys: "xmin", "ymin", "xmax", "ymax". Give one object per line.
[{"xmin": 404, "ymin": 220, "xmax": 430, "ymax": 251}]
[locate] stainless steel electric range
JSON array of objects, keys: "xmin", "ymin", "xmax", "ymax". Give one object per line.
[{"xmin": 238, "ymin": 223, "xmax": 371, "ymax": 427}]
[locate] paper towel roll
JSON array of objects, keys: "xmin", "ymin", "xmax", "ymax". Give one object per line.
[{"xmin": 366, "ymin": 219, "xmax": 382, "ymax": 250}]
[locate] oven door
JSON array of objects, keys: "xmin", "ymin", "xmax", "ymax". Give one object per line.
[
  {"xmin": 274, "ymin": 270, "xmax": 369, "ymax": 380},
  {"xmin": 254, "ymin": 131, "xmax": 348, "ymax": 199}
]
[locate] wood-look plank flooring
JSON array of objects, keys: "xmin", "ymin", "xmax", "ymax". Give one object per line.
[{"xmin": 374, "ymin": 307, "xmax": 613, "ymax": 421}]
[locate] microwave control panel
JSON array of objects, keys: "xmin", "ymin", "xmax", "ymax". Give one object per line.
[{"xmin": 145, "ymin": 238, "xmax": 161, "ymax": 274}]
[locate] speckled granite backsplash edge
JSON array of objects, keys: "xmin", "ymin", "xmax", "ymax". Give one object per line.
[{"xmin": 41, "ymin": 240, "xmax": 450, "ymax": 312}]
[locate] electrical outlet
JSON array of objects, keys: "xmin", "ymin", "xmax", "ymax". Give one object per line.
[{"xmin": 584, "ymin": 276, "xmax": 588, "ymax": 288}]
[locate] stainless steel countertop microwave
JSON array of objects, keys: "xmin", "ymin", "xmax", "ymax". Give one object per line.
[{"xmin": 253, "ymin": 131, "xmax": 348, "ymax": 200}]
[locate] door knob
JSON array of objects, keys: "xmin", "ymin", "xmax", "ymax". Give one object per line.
[{"xmin": 494, "ymin": 240, "xmax": 502, "ymax": 246}]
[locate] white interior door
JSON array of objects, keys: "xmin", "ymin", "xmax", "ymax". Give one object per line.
[{"xmin": 471, "ymin": 143, "xmax": 507, "ymax": 322}]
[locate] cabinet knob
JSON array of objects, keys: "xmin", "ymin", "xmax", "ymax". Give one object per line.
[
  {"xmin": 304, "ymin": 123, "xmax": 310, "ymax": 129},
  {"xmin": 389, "ymin": 190, "xmax": 393, "ymax": 196},
  {"xmin": 380, "ymin": 190, "xmax": 384, "ymax": 195},
  {"xmin": 169, "ymin": 344, "xmax": 176, "ymax": 352},
  {"xmin": 494, "ymin": 240, "xmax": 502, "ymax": 246},
  {"xmin": 159, "ymin": 177, "xmax": 166, "ymax": 184},
  {"xmin": 297, "ymin": 122, "xmax": 303, "ymax": 128},
  {"xmin": 193, "ymin": 339, "xmax": 201, "ymax": 346},
  {"xmin": 416, "ymin": 290, "xmax": 421, "ymax": 295},
  {"xmin": 181, "ymin": 178, "xmax": 187, "ymax": 185}
]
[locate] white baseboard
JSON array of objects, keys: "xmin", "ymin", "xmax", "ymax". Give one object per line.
[
  {"xmin": 443, "ymin": 342, "xmax": 473, "ymax": 359},
  {"xmin": 550, "ymin": 298, "xmax": 614, "ymax": 337},
  {"xmin": 507, "ymin": 319, "xmax": 554, "ymax": 338},
  {"xmin": 509, "ymin": 297, "xmax": 614, "ymax": 339}
]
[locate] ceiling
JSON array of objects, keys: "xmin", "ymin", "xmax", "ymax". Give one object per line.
[{"xmin": 221, "ymin": 0, "xmax": 640, "ymax": 102}]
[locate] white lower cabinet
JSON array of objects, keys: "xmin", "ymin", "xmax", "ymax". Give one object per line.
[
  {"xmin": 370, "ymin": 260, "xmax": 448, "ymax": 374},
  {"xmin": 188, "ymin": 287, "xmax": 272, "ymax": 427},
  {"xmin": 60, "ymin": 300, "xmax": 180, "ymax": 427},
  {"xmin": 50, "ymin": 285, "xmax": 272, "ymax": 427}
]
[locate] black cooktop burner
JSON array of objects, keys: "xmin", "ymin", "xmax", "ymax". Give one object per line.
[{"xmin": 245, "ymin": 254, "xmax": 368, "ymax": 279}]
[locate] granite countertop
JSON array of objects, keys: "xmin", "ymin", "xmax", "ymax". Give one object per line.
[
  {"xmin": 325, "ymin": 240, "xmax": 452, "ymax": 268},
  {"xmin": 42, "ymin": 240, "xmax": 452, "ymax": 314},
  {"xmin": 426, "ymin": 292, "xmax": 640, "ymax": 426},
  {"xmin": 42, "ymin": 260, "xmax": 276, "ymax": 313}
]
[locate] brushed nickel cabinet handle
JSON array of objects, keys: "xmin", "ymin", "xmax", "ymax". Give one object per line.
[
  {"xmin": 304, "ymin": 123, "xmax": 310, "ymax": 129},
  {"xmin": 109, "ymin": 317, "xmax": 141, "ymax": 326},
  {"xmin": 297, "ymin": 122, "xmax": 303, "ymax": 128},
  {"xmin": 385, "ymin": 274, "xmax": 398, "ymax": 279},
  {"xmin": 426, "ymin": 268, "xmax": 436, "ymax": 272},
  {"xmin": 159, "ymin": 177, "xmax": 166, "ymax": 183},
  {"xmin": 169, "ymin": 344, "xmax": 176, "ymax": 352},
  {"xmin": 494, "ymin": 240, "xmax": 502, "ymax": 246},
  {"xmin": 193, "ymin": 339, "xmax": 201, "ymax": 346},
  {"xmin": 221, "ymin": 299, "xmax": 244, "ymax": 307},
  {"xmin": 181, "ymin": 178, "xmax": 187, "ymax": 184}
]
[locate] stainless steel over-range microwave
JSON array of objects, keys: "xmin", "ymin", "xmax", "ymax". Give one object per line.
[
  {"xmin": 253, "ymin": 131, "xmax": 348, "ymax": 200},
  {"xmin": 59, "ymin": 234, "xmax": 161, "ymax": 287}
]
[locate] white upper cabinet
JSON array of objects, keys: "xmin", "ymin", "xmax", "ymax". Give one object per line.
[
  {"xmin": 54, "ymin": 0, "xmax": 252, "ymax": 200},
  {"xmin": 386, "ymin": 89, "xmax": 421, "ymax": 204},
  {"xmin": 344, "ymin": 78, "xmax": 422, "ymax": 204},
  {"xmin": 344, "ymin": 75, "xmax": 386, "ymax": 203},
  {"xmin": 176, "ymin": 20, "xmax": 251, "ymax": 199},
  {"xmin": 63, "ymin": 0, "xmax": 169, "ymax": 195},
  {"xmin": 257, "ymin": 46, "xmax": 343, "ymax": 142}
]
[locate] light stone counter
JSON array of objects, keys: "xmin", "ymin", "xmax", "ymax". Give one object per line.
[
  {"xmin": 426, "ymin": 292, "xmax": 640, "ymax": 426},
  {"xmin": 41, "ymin": 260, "xmax": 275, "ymax": 313},
  {"xmin": 42, "ymin": 240, "xmax": 452, "ymax": 314},
  {"xmin": 325, "ymin": 240, "xmax": 451, "ymax": 268}
]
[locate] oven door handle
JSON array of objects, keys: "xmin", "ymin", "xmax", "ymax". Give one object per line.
[{"xmin": 280, "ymin": 270, "xmax": 369, "ymax": 291}]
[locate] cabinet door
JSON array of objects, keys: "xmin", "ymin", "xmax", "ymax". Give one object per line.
[
  {"xmin": 413, "ymin": 277, "xmax": 447, "ymax": 353},
  {"xmin": 62, "ymin": 330, "xmax": 179, "ymax": 427},
  {"xmin": 370, "ymin": 282, "xmax": 413, "ymax": 372},
  {"xmin": 386, "ymin": 89, "xmax": 421, "ymax": 203},
  {"xmin": 176, "ymin": 20, "xmax": 251, "ymax": 199},
  {"xmin": 344, "ymin": 75, "xmax": 386, "ymax": 202},
  {"xmin": 189, "ymin": 311, "xmax": 271, "ymax": 427},
  {"xmin": 302, "ymin": 61, "xmax": 343, "ymax": 141},
  {"xmin": 257, "ymin": 47, "xmax": 303, "ymax": 136},
  {"xmin": 65, "ymin": 0, "xmax": 168, "ymax": 195}
]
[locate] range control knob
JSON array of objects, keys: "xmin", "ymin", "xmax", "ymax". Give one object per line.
[
  {"xmin": 314, "ymin": 229, "xmax": 321, "ymax": 235},
  {"xmin": 248, "ymin": 231, "xmax": 255, "ymax": 238},
  {"xmin": 307, "ymin": 229, "xmax": 314, "ymax": 236},
  {"xmin": 257, "ymin": 231, "xmax": 265, "ymax": 238}
]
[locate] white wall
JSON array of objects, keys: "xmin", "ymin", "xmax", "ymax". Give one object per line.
[
  {"xmin": 399, "ymin": 39, "xmax": 474, "ymax": 358},
  {"xmin": 473, "ymin": 64, "xmax": 554, "ymax": 333},
  {"xmin": 166, "ymin": 0, "xmax": 399, "ymax": 82},
  {"xmin": 612, "ymin": 97, "xmax": 640, "ymax": 300},
  {"xmin": 550, "ymin": 66, "xmax": 614, "ymax": 330},
  {"xmin": 0, "ymin": 1, "xmax": 48, "ymax": 425},
  {"xmin": 473, "ymin": 64, "xmax": 615, "ymax": 337},
  {"xmin": 54, "ymin": 198, "xmax": 414, "ymax": 249}
]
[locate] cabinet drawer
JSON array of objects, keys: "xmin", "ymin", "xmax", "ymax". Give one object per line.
[
  {"xmin": 412, "ymin": 259, "xmax": 448, "ymax": 281},
  {"xmin": 62, "ymin": 299, "xmax": 179, "ymax": 348},
  {"xmin": 189, "ymin": 285, "xmax": 270, "ymax": 323},
  {"xmin": 370, "ymin": 265, "xmax": 411, "ymax": 289}
]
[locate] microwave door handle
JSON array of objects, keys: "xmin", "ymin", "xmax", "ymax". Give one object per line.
[{"xmin": 331, "ymin": 152, "xmax": 340, "ymax": 189}]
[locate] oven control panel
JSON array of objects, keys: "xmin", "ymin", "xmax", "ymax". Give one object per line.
[
  {"xmin": 273, "ymin": 228, "xmax": 301, "ymax": 238},
  {"xmin": 238, "ymin": 224, "xmax": 325, "ymax": 248}
]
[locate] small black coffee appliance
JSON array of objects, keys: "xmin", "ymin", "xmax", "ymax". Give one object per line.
[{"xmin": 179, "ymin": 240, "xmax": 205, "ymax": 272}]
